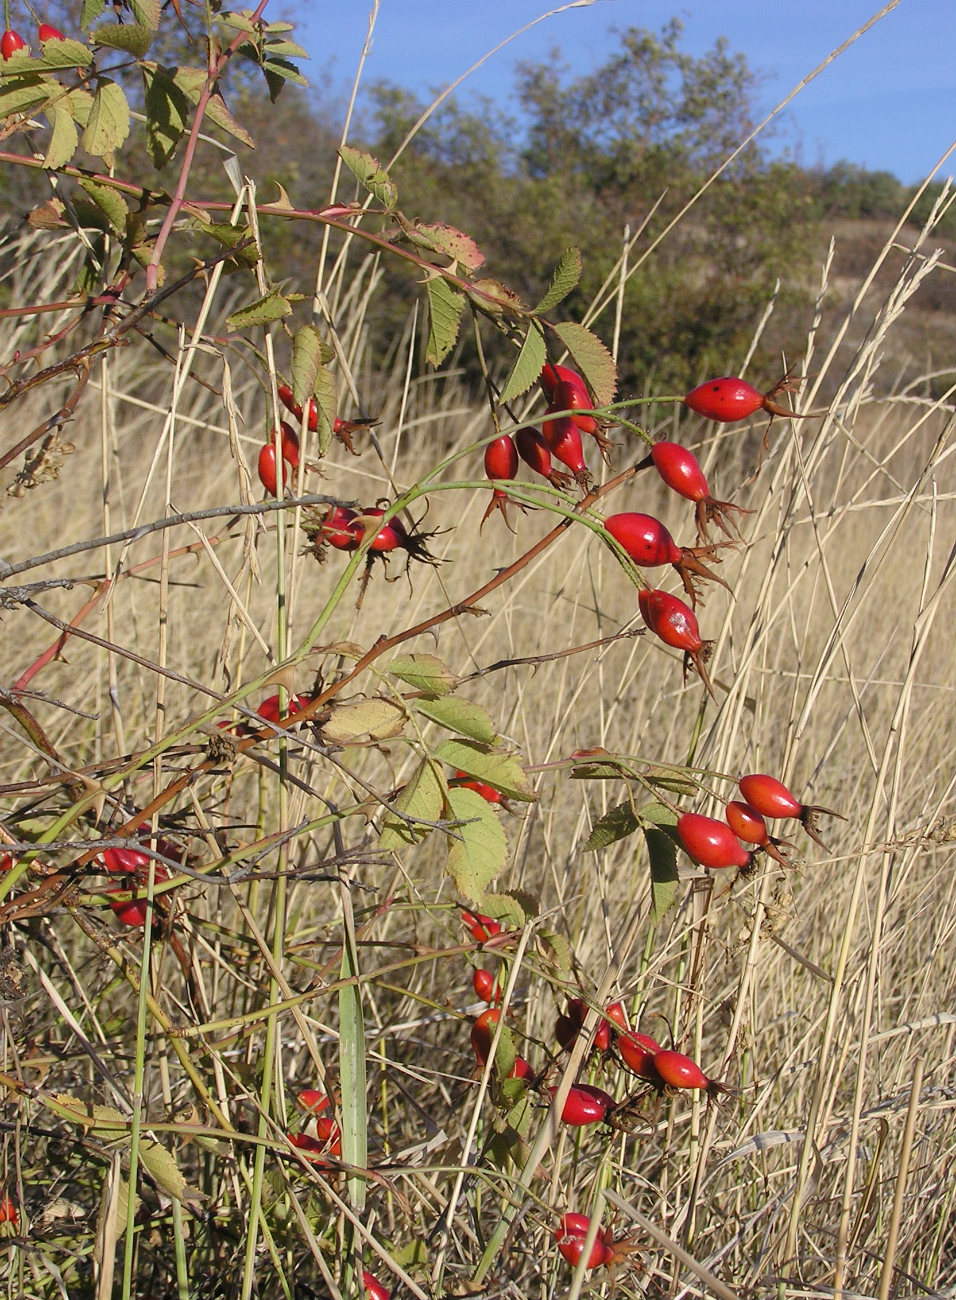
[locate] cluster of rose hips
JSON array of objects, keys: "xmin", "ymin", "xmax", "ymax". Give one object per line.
[
  {"xmin": 1, "ymin": 22, "xmax": 65, "ymax": 58},
  {"xmin": 676, "ymin": 772, "xmax": 843, "ymax": 870},
  {"xmin": 98, "ymin": 844, "xmax": 172, "ymax": 930},
  {"xmin": 481, "ymin": 365, "xmax": 801, "ymax": 695}
]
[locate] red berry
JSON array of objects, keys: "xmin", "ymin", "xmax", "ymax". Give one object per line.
[
  {"xmin": 724, "ymin": 800, "xmax": 771, "ymax": 846},
  {"xmin": 737, "ymin": 773, "xmax": 841, "ymax": 851},
  {"xmin": 461, "ymin": 909, "xmax": 502, "ymax": 943},
  {"xmin": 605, "ymin": 512, "xmax": 681, "ymax": 567},
  {"xmin": 738, "ymin": 773, "xmax": 801, "ymax": 819},
  {"xmin": 638, "ymin": 588, "xmax": 715, "ymax": 696},
  {"xmin": 319, "ymin": 505, "xmax": 360, "ymax": 551},
  {"xmin": 481, "ymin": 434, "xmax": 520, "ymax": 528},
  {"xmin": 452, "ymin": 770, "xmax": 503, "ymax": 804},
  {"xmin": 542, "ymin": 411, "xmax": 589, "ymax": 485},
  {"xmin": 102, "ymin": 846, "xmax": 152, "ymax": 875},
  {"xmin": 550, "ymin": 377, "xmax": 598, "ymax": 435},
  {"xmin": 1, "ymin": 29, "xmax": 27, "ymax": 58},
  {"xmin": 515, "ymin": 424, "xmax": 565, "ymax": 486},
  {"xmin": 676, "ymin": 812, "xmax": 751, "ymax": 870},
  {"xmin": 278, "ymin": 421, "xmax": 299, "ymax": 468},
  {"xmin": 362, "ymin": 1272, "xmax": 391, "ymax": 1300},
  {"xmin": 296, "ymin": 1090, "xmax": 330, "ymax": 1115},
  {"xmin": 684, "ymin": 376, "xmax": 765, "ymax": 422},
  {"xmin": 618, "ymin": 1030, "xmax": 662, "ymax": 1080},
  {"xmin": 108, "ymin": 891, "xmax": 149, "ymax": 927},
  {"xmin": 37, "ymin": 23, "xmax": 66, "ymax": 41},
  {"xmin": 472, "ymin": 967, "xmax": 501, "ymax": 1004},
  {"xmin": 555, "ymin": 998, "xmax": 611, "ymax": 1053},
  {"xmin": 288, "ymin": 1118, "xmax": 341, "ymax": 1163},
  {"xmin": 470, "ymin": 1008, "xmax": 531, "ymax": 1080},
  {"xmin": 649, "ymin": 441, "xmax": 750, "ymax": 544},
  {"xmin": 551, "ymin": 1082, "xmax": 615, "ymax": 1126},
  {"xmin": 604, "ymin": 1000, "xmax": 629, "ymax": 1032},
  {"xmin": 0, "ymin": 1194, "xmax": 18, "ymax": 1228},
  {"xmin": 554, "ymin": 1213, "xmax": 615, "ymax": 1270},
  {"xmin": 653, "ymin": 1048, "xmax": 718, "ymax": 1098},
  {"xmin": 256, "ymin": 693, "xmax": 311, "ymax": 725},
  {"xmin": 540, "ymin": 363, "xmax": 589, "ymax": 405},
  {"xmin": 257, "ymin": 443, "xmax": 287, "ymax": 496}
]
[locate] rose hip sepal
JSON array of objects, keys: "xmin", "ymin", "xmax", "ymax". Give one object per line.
[
  {"xmin": 541, "ymin": 411, "xmax": 590, "ymax": 487},
  {"xmin": 638, "ymin": 588, "xmax": 716, "ymax": 698},
  {"xmin": 604, "ymin": 511, "xmax": 732, "ymax": 605},
  {"xmin": 738, "ymin": 773, "xmax": 844, "ymax": 850}
]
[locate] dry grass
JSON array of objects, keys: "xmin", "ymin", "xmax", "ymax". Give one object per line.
[{"xmin": 0, "ymin": 145, "xmax": 954, "ymax": 1300}]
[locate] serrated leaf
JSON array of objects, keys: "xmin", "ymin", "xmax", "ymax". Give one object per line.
[
  {"xmin": 193, "ymin": 220, "xmax": 258, "ymax": 267},
  {"xmin": 81, "ymin": 0, "xmax": 107, "ymax": 24},
  {"xmin": 646, "ymin": 827, "xmax": 679, "ymax": 924},
  {"xmin": 0, "ymin": 78, "xmax": 55, "ymax": 117},
  {"xmin": 142, "ymin": 64, "xmax": 188, "ymax": 167},
  {"xmin": 78, "ymin": 177, "xmax": 128, "ymax": 234},
  {"xmin": 583, "ymin": 801, "xmax": 641, "ymax": 852},
  {"xmin": 538, "ymin": 929, "xmax": 573, "ymax": 976},
  {"xmin": 551, "ymin": 321, "xmax": 617, "ymax": 406},
  {"xmin": 92, "ymin": 22, "xmax": 153, "ymax": 56},
  {"xmin": 498, "ymin": 321, "xmax": 546, "ymax": 406},
  {"xmin": 129, "ymin": 0, "xmax": 160, "ymax": 29},
  {"xmin": 43, "ymin": 104, "xmax": 78, "ymax": 170},
  {"xmin": 409, "ymin": 221, "xmax": 484, "ymax": 271},
  {"xmin": 479, "ymin": 892, "xmax": 530, "ymax": 929},
  {"xmin": 380, "ymin": 759, "xmax": 445, "ymax": 852},
  {"xmin": 322, "ymin": 698, "xmax": 406, "ymax": 745},
  {"xmin": 415, "ymin": 698, "xmax": 495, "ymax": 746},
  {"xmin": 173, "ymin": 67, "xmax": 254, "ymax": 148},
  {"xmin": 424, "ymin": 276, "xmax": 465, "ymax": 367},
  {"xmin": 503, "ymin": 1087, "xmax": 534, "ymax": 1134},
  {"xmin": 262, "ymin": 56, "xmax": 308, "ymax": 102},
  {"xmin": 386, "ymin": 653, "xmax": 458, "ymax": 697},
  {"xmin": 445, "ymin": 787, "xmax": 507, "ymax": 905},
  {"xmin": 264, "ymin": 38, "xmax": 309, "ymax": 59},
  {"xmin": 33, "ymin": 38, "xmax": 93, "ymax": 69},
  {"xmin": 66, "ymin": 86, "xmax": 94, "ymax": 127},
  {"xmin": 226, "ymin": 288, "xmax": 292, "ymax": 331},
  {"xmin": 466, "ymin": 277, "xmax": 524, "ymax": 318},
  {"xmin": 338, "ymin": 145, "xmax": 398, "ymax": 209},
  {"xmin": 291, "ymin": 324, "xmax": 323, "ymax": 409},
  {"xmin": 139, "ymin": 1139, "xmax": 186, "ymax": 1200},
  {"xmin": 639, "ymin": 800, "xmax": 679, "ymax": 828},
  {"xmin": 535, "ymin": 246, "xmax": 583, "ymax": 314},
  {"xmin": 312, "ymin": 364, "xmax": 336, "ymax": 457},
  {"xmin": 81, "ymin": 79, "xmax": 130, "ymax": 159},
  {"xmin": 434, "ymin": 740, "xmax": 535, "ymax": 802}
]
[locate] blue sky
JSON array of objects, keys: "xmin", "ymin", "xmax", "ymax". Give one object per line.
[{"xmin": 295, "ymin": 0, "xmax": 956, "ymax": 184}]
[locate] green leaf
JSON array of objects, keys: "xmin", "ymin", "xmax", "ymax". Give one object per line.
[
  {"xmin": 434, "ymin": 740, "xmax": 535, "ymax": 802},
  {"xmin": 142, "ymin": 64, "xmax": 189, "ymax": 168},
  {"xmin": 479, "ymin": 892, "xmax": 531, "ymax": 929},
  {"xmin": 33, "ymin": 37, "xmax": 93, "ymax": 69},
  {"xmin": 43, "ymin": 104, "xmax": 78, "ymax": 170},
  {"xmin": 534, "ymin": 246, "xmax": 583, "ymax": 314},
  {"xmin": 386, "ymin": 653, "xmax": 458, "ymax": 697},
  {"xmin": 81, "ymin": 79, "xmax": 130, "ymax": 159},
  {"xmin": 379, "ymin": 759, "xmax": 446, "ymax": 852},
  {"xmin": 583, "ymin": 801, "xmax": 641, "ymax": 852},
  {"xmin": 0, "ymin": 77, "xmax": 55, "ymax": 117},
  {"xmin": 640, "ymin": 801, "xmax": 679, "ymax": 829},
  {"xmin": 138, "ymin": 1139, "xmax": 187, "ymax": 1201},
  {"xmin": 193, "ymin": 220, "xmax": 258, "ymax": 267},
  {"xmin": 415, "ymin": 696, "xmax": 497, "ymax": 745},
  {"xmin": 92, "ymin": 22, "xmax": 153, "ymax": 56},
  {"xmin": 538, "ymin": 928, "xmax": 573, "ymax": 976},
  {"xmin": 128, "ymin": 0, "xmax": 161, "ymax": 29},
  {"xmin": 338, "ymin": 145, "xmax": 397, "ymax": 209},
  {"xmin": 81, "ymin": 0, "xmax": 107, "ymax": 25},
  {"xmin": 65, "ymin": 86, "xmax": 94, "ymax": 128},
  {"xmin": 551, "ymin": 321, "xmax": 617, "ymax": 406},
  {"xmin": 172, "ymin": 67, "xmax": 254, "ymax": 148},
  {"xmin": 424, "ymin": 277, "xmax": 465, "ymax": 367},
  {"xmin": 646, "ymin": 827, "xmax": 679, "ymax": 924},
  {"xmin": 78, "ymin": 177, "xmax": 129, "ymax": 235},
  {"xmin": 445, "ymin": 787, "xmax": 507, "ymax": 906},
  {"xmin": 262, "ymin": 56, "xmax": 308, "ymax": 102},
  {"xmin": 225, "ymin": 288, "xmax": 292, "ymax": 332},
  {"xmin": 321, "ymin": 697, "xmax": 406, "ymax": 745},
  {"xmin": 498, "ymin": 321, "xmax": 546, "ymax": 406},
  {"xmin": 263, "ymin": 38, "xmax": 309, "ymax": 60},
  {"xmin": 311, "ymin": 364, "xmax": 337, "ymax": 458},
  {"xmin": 291, "ymin": 324, "xmax": 324, "ymax": 410}
]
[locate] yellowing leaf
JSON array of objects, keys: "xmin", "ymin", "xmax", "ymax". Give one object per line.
[
  {"xmin": 434, "ymin": 740, "xmax": 535, "ymax": 802},
  {"xmin": 43, "ymin": 104, "xmax": 78, "ymax": 170},
  {"xmin": 322, "ymin": 698, "xmax": 406, "ymax": 745},
  {"xmin": 414, "ymin": 696, "xmax": 497, "ymax": 745},
  {"xmin": 226, "ymin": 289, "xmax": 291, "ymax": 332},
  {"xmin": 445, "ymin": 786, "xmax": 507, "ymax": 904},
  {"xmin": 386, "ymin": 653, "xmax": 458, "ymax": 697},
  {"xmin": 81, "ymin": 79, "xmax": 130, "ymax": 159},
  {"xmin": 339, "ymin": 146, "xmax": 397, "ymax": 209},
  {"xmin": 380, "ymin": 759, "xmax": 446, "ymax": 851}
]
